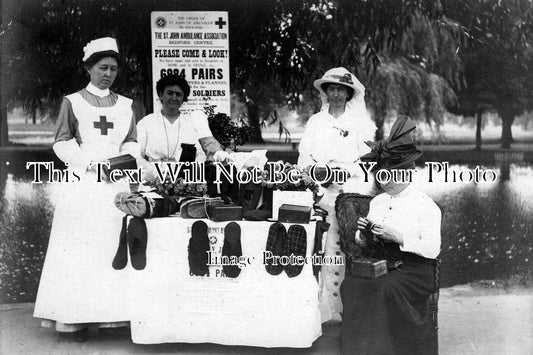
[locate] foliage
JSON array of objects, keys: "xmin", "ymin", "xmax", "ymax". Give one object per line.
[
  {"xmin": 1, "ymin": 0, "xmax": 461, "ymax": 125},
  {"xmin": 0, "ymin": 186, "xmax": 53, "ymax": 303},
  {"xmin": 443, "ymin": 0, "xmax": 533, "ymax": 147},
  {"xmin": 2, "ymin": 0, "xmax": 151, "ymax": 116},
  {"xmin": 362, "ymin": 9, "xmax": 463, "ymax": 139},
  {"xmin": 203, "ymin": 103, "xmax": 255, "ymax": 150},
  {"xmin": 366, "ymin": 57, "xmax": 457, "ymax": 139},
  {"xmin": 230, "ymin": 0, "xmax": 461, "ymax": 111},
  {"xmin": 437, "ymin": 182, "xmax": 533, "ymax": 288},
  {"xmin": 2, "ymin": 0, "xmax": 533, "ymax": 148}
]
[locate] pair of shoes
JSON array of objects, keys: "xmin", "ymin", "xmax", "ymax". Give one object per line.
[
  {"xmin": 265, "ymin": 222, "xmax": 307, "ymax": 277},
  {"xmin": 112, "ymin": 216, "xmax": 148, "ymax": 271},
  {"xmin": 187, "ymin": 221, "xmax": 243, "ymax": 278}
]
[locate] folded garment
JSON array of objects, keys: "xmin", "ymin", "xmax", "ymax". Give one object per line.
[
  {"xmin": 115, "ymin": 192, "xmax": 181, "ymax": 218},
  {"xmin": 205, "ymin": 162, "xmax": 239, "ymax": 200},
  {"xmin": 238, "ymin": 180, "xmax": 263, "ymax": 213},
  {"xmin": 180, "ymin": 197, "xmax": 225, "ymax": 219}
]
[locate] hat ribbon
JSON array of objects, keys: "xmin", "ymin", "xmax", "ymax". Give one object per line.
[{"xmin": 329, "ymin": 73, "xmax": 353, "ymax": 85}]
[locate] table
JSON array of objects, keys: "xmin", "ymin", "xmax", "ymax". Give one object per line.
[{"xmin": 128, "ymin": 217, "xmax": 322, "ymax": 348}]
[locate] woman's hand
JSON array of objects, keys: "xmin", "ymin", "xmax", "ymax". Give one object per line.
[
  {"xmin": 358, "ymin": 217, "xmax": 404, "ymax": 246},
  {"xmin": 213, "ymin": 151, "xmax": 231, "ymax": 163},
  {"xmin": 357, "ymin": 217, "xmax": 374, "ymax": 232}
]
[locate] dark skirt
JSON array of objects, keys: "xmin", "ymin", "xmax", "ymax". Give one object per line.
[{"xmin": 340, "ymin": 249, "xmax": 437, "ymax": 355}]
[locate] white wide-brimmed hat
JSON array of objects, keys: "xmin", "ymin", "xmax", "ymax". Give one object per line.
[
  {"xmin": 83, "ymin": 37, "xmax": 119, "ymax": 62},
  {"xmin": 313, "ymin": 67, "xmax": 365, "ymax": 97}
]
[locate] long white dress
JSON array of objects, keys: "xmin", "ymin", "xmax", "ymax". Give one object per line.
[
  {"xmin": 33, "ymin": 84, "xmax": 140, "ymax": 331},
  {"xmin": 298, "ymin": 106, "xmax": 376, "ymax": 323}
]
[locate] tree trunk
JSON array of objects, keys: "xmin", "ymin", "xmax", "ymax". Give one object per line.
[
  {"xmin": 475, "ymin": 110, "xmax": 482, "ymax": 150},
  {"xmin": 500, "ymin": 111, "xmax": 515, "ymax": 149},
  {"xmin": 0, "ymin": 2, "xmax": 9, "ymax": 146}
]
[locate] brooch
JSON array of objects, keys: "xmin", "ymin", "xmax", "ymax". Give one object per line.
[{"xmin": 333, "ymin": 127, "xmax": 349, "ymax": 137}]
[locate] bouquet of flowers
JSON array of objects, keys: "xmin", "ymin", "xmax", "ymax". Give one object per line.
[
  {"xmin": 261, "ymin": 162, "xmax": 320, "ymax": 194},
  {"xmin": 145, "ymin": 176, "xmax": 207, "ymax": 198}
]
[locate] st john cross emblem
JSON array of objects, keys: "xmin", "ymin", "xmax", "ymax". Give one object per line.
[{"xmin": 93, "ymin": 115, "xmax": 114, "ymax": 135}]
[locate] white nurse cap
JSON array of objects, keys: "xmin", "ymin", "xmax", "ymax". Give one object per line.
[{"xmin": 82, "ymin": 37, "xmax": 119, "ymax": 62}]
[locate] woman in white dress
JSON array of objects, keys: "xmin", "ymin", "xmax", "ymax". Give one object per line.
[
  {"xmin": 137, "ymin": 74, "xmax": 228, "ymax": 181},
  {"xmin": 33, "ymin": 37, "xmax": 140, "ymax": 341},
  {"xmin": 298, "ymin": 67, "xmax": 377, "ymax": 323}
]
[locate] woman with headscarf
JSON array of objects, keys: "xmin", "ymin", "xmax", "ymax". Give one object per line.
[
  {"xmin": 33, "ymin": 37, "xmax": 139, "ymax": 341},
  {"xmin": 340, "ymin": 116, "xmax": 441, "ymax": 354},
  {"xmin": 298, "ymin": 67, "xmax": 377, "ymax": 323}
]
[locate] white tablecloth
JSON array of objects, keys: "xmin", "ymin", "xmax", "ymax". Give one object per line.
[{"xmin": 129, "ymin": 218, "xmax": 322, "ymax": 348}]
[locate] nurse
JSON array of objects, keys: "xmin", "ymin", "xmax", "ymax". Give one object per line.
[{"xmin": 34, "ymin": 37, "xmax": 139, "ymax": 341}]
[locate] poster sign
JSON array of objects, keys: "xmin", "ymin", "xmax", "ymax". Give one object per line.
[{"xmin": 150, "ymin": 11, "xmax": 230, "ymax": 117}]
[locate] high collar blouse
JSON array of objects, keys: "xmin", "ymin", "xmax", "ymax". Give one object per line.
[{"xmin": 367, "ymin": 185, "xmax": 442, "ymax": 259}]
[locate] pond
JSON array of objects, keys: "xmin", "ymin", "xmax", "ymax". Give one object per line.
[{"xmin": 0, "ymin": 150, "xmax": 532, "ymax": 303}]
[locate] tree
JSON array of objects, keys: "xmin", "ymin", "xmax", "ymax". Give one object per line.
[
  {"xmin": 209, "ymin": 0, "xmax": 463, "ymax": 140},
  {"xmin": 364, "ymin": 11, "xmax": 462, "ymax": 139},
  {"xmin": 445, "ymin": 0, "xmax": 533, "ymax": 149},
  {"xmin": 2, "ymin": 0, "xmax": 155, "ymax": 119},
  {"xmin": 231, "ymin": 1, "xmax": 459, "ymax": 103}
]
